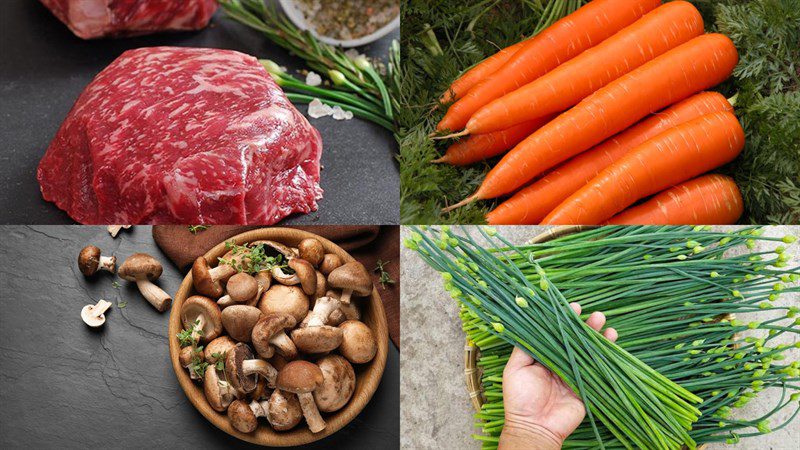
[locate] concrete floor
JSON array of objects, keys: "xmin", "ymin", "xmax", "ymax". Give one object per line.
[{"xmin": 400, "ymin": 226, "xmax": 800, "ymax": 450}]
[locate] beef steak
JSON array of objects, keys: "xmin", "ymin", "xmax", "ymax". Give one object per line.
[
  {"xmin": 39, "ymin": 0, "xmax": 218, "ymax": 39},
  {"xmin": 37, "ymin": 47, "xmax": 323, "ymax": 224}
]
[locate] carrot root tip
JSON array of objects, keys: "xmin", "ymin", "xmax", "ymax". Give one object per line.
[
  {"xmin": 432, "ymin": 129, "xmax": 470, "ymax": 140},
  {"xmin": 442, "ymin": 194, "xmax": 479, "ymax": 213}
]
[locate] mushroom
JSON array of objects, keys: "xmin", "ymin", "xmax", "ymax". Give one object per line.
[
  {"xmin": 271, "ymin": 266, "xmax": 299, "ymax": 286},
  {"xmin": 339, "ymin": 302, "xmax": 361, "ymax": 321},
  {"xmin": 313, "ymin": 271, "xmax": 327, "ymax": 300},
  {"xmin": 181, "ymin": 295, "xmax": 223, "ymax": 344},
  {"xmin": 298, "ymin": 238, "xmax": 324, "ymax": 267},
  {"xmin": 204, "ymin": 366, "xmax": 236, "ymax": 412},
  {"xmin": 221, "ymin": 305, "xmax": 262, "ymax": 342},
  {"xmin": 248, "ymin": 376, "xmax": 270, "ymax": 402},
  {"xmin": 327, "ymin": 309, "xmax": 346, "ymax": 327},
  {"xmin": 107, "ymin": 225, "xmax": 131, "ymax": 238},
  {"xmin": 291, "ymin": 325, "xmax": 343, "ymax": 354},
  {"xmin": 319, "ymin": 253, "xmax": 343, "ymax": 276},
  {"xmin": 253, "ymin": 271, "xmax": 272, "ymax": 303},
  {"xmin": 227, "ymin": 399, "xmax": 269, "ymax": 433},
  {"xmin": 327, "ymin": 261, "xmax": 372, "ymax": 304},
  {"xmin": 259, "ymin": 285, "xmax": 309, "ymax": 323},
  {"xmin": 339, "ymin": 320, "xmax": 377, "ymax": 364},
  {"xmin": 267, "ymin": 389, "xmax": 303, "ymax": 431},
  {"xmin": 251, "ymin": 313, "xmax": 298, "ymax": 360},
  {"xmin": 269, "ymin": 354, "xmax": 291, "ymax": 371},
  {"xmin": 80, "ymin": 299, "xmax": 112, "ymax": 327},
  {"xmin": 276, "ymin": 361, "xmax": 326, "ymax": 433},
  {"xmin": 217, "ymin": 273, "xmax": 259, "ymax": 308},
  {"xmin": 289, "ymin": 259, "xmax": 317, "ymax": 296},
  {"xmin": 300, "ymin": 296, "xmax": 341, "ymax": 328},
  {"xmin": 179, "ymin": 345, "xmax": 205, "ymax": 380},
  {"xmin": 205, "ymin": 336, "xmax": 236, "ymax": 364},
  {"xmin": 78, "ymin": 246, "xmax": 116, "ymax": 276},
  {"xmin": 252, "ymin": 240, "xmax": 294, "ymax": 259},
  {"xmin": 313, "ymin": 355, "xmax": 355, "ymax": 413},
  {"xmin": 225, "ymin": 343, "xmax": 277, "ymax": 393},
  {"xmin": 191, "ymin": 257, "xmax": 236, "ymax": 298},
  {"xmin": 118, "ymin": 253, "xmax": 172, "ymax": 312}
]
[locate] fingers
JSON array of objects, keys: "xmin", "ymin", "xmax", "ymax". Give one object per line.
[
  {"xmin": 504, "ymin": 346, "xmax": 535, "ymax": 373},
  {"xmin": 604, "ymin": 327, "xmax": 619, "ymax": 343},
  {"xmin": 585, "ymin": 311, "xmax": 606, "ymax": 332},
  {"xmin": 569, "ymin": 302, "xmax": 582, "ymax": 315}
]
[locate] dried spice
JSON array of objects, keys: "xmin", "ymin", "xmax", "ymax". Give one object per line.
[{"xmin": 296, "ymin": 0, "xmax": 399, "ymax": 40}]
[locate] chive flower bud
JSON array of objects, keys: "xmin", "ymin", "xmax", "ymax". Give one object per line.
[
  {"xmin": 483, "ymin": 226, "xmax": 497, "ymax": 236},
  {"xmin": 756, "ymin": 420, "xmax": 770, "ymax": 434},
  {"xmin": 677, "ymin": 254, "xmax": 687, "ymax": 260},
  {"xmin": 492, "ymin": 322, "xmax": 505, "ymax": 333},
  {"xmin": 441, "ymin": 272, "xmax": 453, "ymax": 282},
  {"xmin": 748, "ymin": 321, "xmax": 760, "ymax": 329},
  {"xmin": 328, "ymin": 70, "xmax": 347, "ymax": 86},
  {"xmin": 441, "ymin": 225, "xmax": 451, "ymax": 233},
  {"xmin": 719, "ymin": 237, "xmax": 732, "ymax": 245},
  {"xmin": 643, "ymin": 254, "xmax": 652, "ymax": 260},
  {"xmin": 710, "ymin": 271, "xmax": 720, "ymax": 278},
  {"xmin": 731, "ymin": 290, "xmax": 742, "ymax": 298},
  {"xmin": 260, "ymin": 59, "xmax": 284, "ymax": 75},
  {"xmin": 775, "ymin": 245, "xmax": 786, "ymax": 254},
  {"xmin": 746, "ymin": 239, "xmax": 755, "ymax": 249},
  {"xmin": 411, "ymin": 232, "xmax": 423, "ymax": 242},
  {"xmin": 669, "ymin": 246, "xmax": 680, "ymax": 252},
  {"xmin": 539, "ymin": 279, "xmax": 549, "ymax": 291},
  {"xmin": 354, "ymin": 56, "xmax": 372, "ymax": 71},
  {"xmin": 773, "ymin": 283, "xmax": 784, "ymax": 291},
  {"xmin": 759, "ymin": 301, "xmax": 770, "ymax": 309},
  {"xmin": 686, "ymin": 240, "xmax": 701, "ymax": 248},
  {"xmin": 782, "ymin": 235, "xmax": 797, "ymax": 244},
  {"xmin": 403, "ymin": 238, "xmax": 418, "ymax": 250},
  {"xmin": 693, "ymin": 245, "xmax": 705, "ymax": 254},
  {"xmin": 515, "ymin": 297, "xmax": 528, "ymax": 308}
]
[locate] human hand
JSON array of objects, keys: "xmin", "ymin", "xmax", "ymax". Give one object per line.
[{"xmin": 498, "ymin": 303, "xmax": 618, "ymax": 450}]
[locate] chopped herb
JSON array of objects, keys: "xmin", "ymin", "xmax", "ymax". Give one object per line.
[
  {"xmin": 177, "ymin": 319, "xmax": 203, "ymax": 347},
  {"xmin": 188, "ymin": 346, "xmax": 209, "ymax": 379},
  {"xmin": 374, "ymin": 259, "xmax": 395, "ymax": 289},
  {"xmin": 117, "ymin": 301, "xmax": 127, "ymax": 308},
  {"xmin": 111, "ymin": 281, "xmax": 121, "ymax": 289},
  {"xmin": 188, "ymin": 225, "xmax": 210, "ymax": 234}
]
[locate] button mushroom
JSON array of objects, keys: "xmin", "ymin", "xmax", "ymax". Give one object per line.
[
  {"xmin": 276, "ymin": 361, "xmax": 326, "ymax": 433},
  {"xmin": 253, "ymin": 271, "xmax": 272, "ymax": 303},
  {"xmin": 327, "ymin": 261, "xmax": 373, "ymax": 304},
  {"xmin": 259, "ymin": 285, "xmax": 309, "ymax": 323},
  {"xmin": 205, "ymin": 336, "xmax": 236, "ymax": 364},
  {"xmin": 339, "ymin": 320, "xmax": 377, "ymax": 364},
  {"xmin": 313, "ymin": 355, "xmax": 355, "ymax": 413},
  {"xmin": 118, "ymin": 253, "xmax": 172, "ymax": 312},
  {"xmin": 192, "ymin": 256, "xmax": 236, "ymax": 298},
  {"xmin": 180, "ymin": 295, "xmax": 223, "ymax": 345},
  {"xmin": 78, "ymin": 245, "xmax": 116, "ymax": 276},
  {"xmin": 289, "ymin": 259, "xmax": 317, "ymax": 296},
  {"xmin": 81, "ymin": 299, "xmax": 112, "ymax": 327},
  {"xmin": 225, "ymin": 343, "xmax": 277, "ymax": 393},
  {"xmin": 251, "ymin": 313, "xmax": 298, "ymax": 360},
  {"xmin": 300, "ymin": 296, "xmax": 341, "ymax": 328},
  {"xmin": 204, "ymin": 366, "xmax": 236, "ymax": 412},
  {"xmin": 267, "ymin": 389, "xmax": 303, "ymax": 431},
  {"xmin": 217, "ymin": 273, "xmax": 260, "ymax": 308},
  {"xmin": 179, "ymin": 345, "xmax": 206, "ymax": 380},
  {"xmin": 313, "ymin": 271, "xmax": 327, "ymax": 300},
  {"xmin": 227, "ymin": 399, "xmax": 269, "ymax": 433},
  {"xmin": 290, "ymin": 325, "xmax": 343, "ymax": 354},
  {"xmin": 318, "ymin": 253, "xmax": 343, "ymax": 276},
  {"xmin": 107, "ymin": 225, "xmax": 131, "ymax": 238},
  {"xmin": 221, "ymin": 305, "xmax": 262, "ymax": 343},
  {"xmin": 298, "ymin": 238, "xmax": 324, "ymax": 267}
]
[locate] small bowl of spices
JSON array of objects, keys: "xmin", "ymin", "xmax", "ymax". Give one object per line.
[{"xmin": 279, "ymin": 0, "xmax": 399, "ymax": 47}]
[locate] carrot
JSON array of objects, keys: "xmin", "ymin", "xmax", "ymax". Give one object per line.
[
  {"xmin": 435, "ymin": 0, "xmax": 661, "ymax": 133},
  {"xmin": 541, "ymin": 111, "xmax": 745, "ymax": 225},
  {"xmin": 466, "ymin": 1, "xmax": 704, "ymax": 135},
  {"xmin": 433, "ymin": 115, "xmax": 553, "ymax": 166},
  {"xmin": 444, "ymin": 33, "xmax": 739, "ymax": 212},
  {"xmin": 486, "ymin": 91, "xmax": 732, "ymax": 224},
  {"xmin": 438, "ymin": 40, "xmax": 529, "ymax": 105},
  {"xmin": 606, "ymin": 174, "xmax": 743, "ymax": 225}
]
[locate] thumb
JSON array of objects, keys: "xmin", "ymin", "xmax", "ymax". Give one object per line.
[{"xmin": 505, "ymin": 346, "xmax": 535, "ymax": 374}]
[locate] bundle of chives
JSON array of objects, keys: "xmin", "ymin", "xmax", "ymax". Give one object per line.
[{"xmin": 418, "ymin": 226, "xmax": 800, "ymax": 449}]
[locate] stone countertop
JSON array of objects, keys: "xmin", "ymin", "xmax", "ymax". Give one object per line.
[
  {"xmin": 0, "ymin": 226, "xmax": 399, "ymax": 449},
  {"xmin": 400, "ymin": 225, "xmax": 800, "ymax": 450}
]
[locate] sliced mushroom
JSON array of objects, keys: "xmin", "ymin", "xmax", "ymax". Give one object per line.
[
  {"xmin": 217, "ymin": 273, "xmax": 259, "ymax": 308},
  {"xmin": 313, "ymin": 355, "xmax": 355, "ymax": 413},
  {"xmin": 81, "ymin": 299, "xmax": 113, "ymax": 327},
  {"xmin": 78, "ymin": 246, "xmax": 116, "ymax": 276},
  {"xmin": 192, "ymin": 257, "xmax": 236, "ymax": 298},
  {"xmin": 205, "ymin": 336, "xmax": 236, "ymax": 364},
  {"xmin": 227, "ymin": 399, "xmax": 269, "ymax": 433},
  {"xmin": 327, "ymin": 261, "xmax": 372, "ymax": 304},
  {"xmin": 118, "ymin": 253, "xmax": 172, "ymax": 312},
  {"xmin": 252, "ymin": 313, "xmax": 297, "ymax": 360},
  {"xmin": 204, "ymin": 366, "xmax": 236, "ymax": 412},
  {"xmin": 180, "ymin": 296, "xmax": 223, "ymax": 344},
  {"xmin": 259, "ymin": 285, "xmax": 309, "ymax": 323},
  {"xmin": 300, "ymin": 296, "xmax": 341, "ymax": 328},
  {"xmin": 221, "ymin": 305, "xmax": 262, "ymax": 343},
  {"xmin": 319, "ymin": 253, "xmax": 343, "ymax": 276},
  {"xmin": 289, "ymin": 259, "xmax": 317, "ymax": 296},
  {"xmin": 225, "ymin": 343, "xmax": 277, "ymax": 393},
  {"xmin": 298, "ymin": 238, "xmax": 324, "ymax": 267},
  {"xmin": 291, "ymin": 325, "xmax": 343, "ymax": 354},
  {"xmin": 276, "ymin": 361, "xmax": 325, "ymax": 433},
  {"xmin": 267, "ymin": 389, "xmax": 303, "ymax": 431},
  {"xmin": 339, "ymin": 320, "xmax": 377, "ymax": 364}
]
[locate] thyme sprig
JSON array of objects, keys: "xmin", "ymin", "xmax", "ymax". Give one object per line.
[
  {"xmin": 188, "ymin": 225, "xmax": 209, "ymax": 234},
  {"xmin": 374, "ymin": 259, "xmax": 395, "ymax": 289},
  {"xmin": 218, "ymin": 240, "xmax": 288, "ymax": 275}
]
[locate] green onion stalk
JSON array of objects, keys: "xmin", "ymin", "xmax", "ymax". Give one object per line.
[{"xmin": 405, "ymin": 226, "xmax": 800, "ymax": 449}]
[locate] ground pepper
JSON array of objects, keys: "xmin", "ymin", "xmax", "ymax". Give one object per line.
[{"xmin": 296, "ymin": 0, "xmax": 399, "ymax": 40}]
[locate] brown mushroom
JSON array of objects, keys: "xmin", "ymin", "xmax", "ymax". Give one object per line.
[
  {"xmin": 298, "ymin": 238, "xmax": 324, "ymax": 267},
  {"xmin": 252, "ymin": 240, "xmax": 294, "ymax": 259},
  {"xmin": 107, "ymin": 225, "xmax": 131, "ymax": 238},
  {"xmin": 179, "ymin": 345, "xmax": 205, "ymax": 380},
  {"xmin": 300, "ymin": 296, "xmax": 341, "ymax": 328},
  {"xmin": 313, "ymin": 355, "xmax": 355, "ymax": 413},
  {"xmin": 180, "ymin": 296, "xmax": 223, "ymax": 344},
  {"xmin": 78, "ymin": 246, "xmax": 116, "ymax": 276},
  {"xmin": 204, "ymin": 366, "xmax": 236, "ymax": 412},
  {"xmin": 253, "ymin": 271, "xmax": 272, "ymax": 304},
  {"xmin": 319, "ymin": 253, "xmax": 343, "ymax": 276},
  {"xmin": 271, "ymin": 266, "xmax": 299, "ymax": 286},
  {"xmin": 339, "ymin": 320, "xmax": 377, "ymax": 364},
  {"xmin": 289, "ymin": 259, "xmax": 317, "ymax": 296},
  {"xmin": 267, "ymin": 389, "xmax": 303, "ymax": 431},
  {"xmin": 248, "ymin": 376, "xmax": 270, "ymax": 403},
  {"xmin": 291, "ymin": 325, "xmax": 343, "ymax": 354},
  {"xmin": 80, "ymin": 299, "xmax": 112, "ymax": 327},
  {"xmin": 221, "ymin": 305, "xmax": 262, "ymax": 343},
  {"xmin": 225, "ymin": 343, "xmax": 277, "ymax": 393},
  {"xmin": 327, "ymin": 309, "xmax": 346, "ymax": 327},
  {"xmin": 118, "ymin": 253, "xmax": 172, "ymax": 312},
  {"xmin": 252, "ymin": 313, "xmax": 298, "ymax": 360},
  {"xmin": 313, "ymin": 271, "xmax": 327, "ymax": 300},
  {"xmin": 227, "ymin": 399, "xmax": 269, "ymax": 433},
  {"xmin": 191, "ymin": 257, "xmax": 236, "ymax": 298},
  {"xmin": 327, "ymin": 262, "xmax": 372, "ymax": 304},
  {"xmin": 276, "ymin": 361, "xmax": 325, "ymax": 433},
  {"xmin": 217, "ymin": 273, "xmax": 259, "ymax": 308},
  {"xmin": 205, "ymin": 336, "xmax": 236, "ymax": 364},
  {"xmin": 269, "ymin": 354, "xmax": 291, "ymax": 371},
  {"xmin": 259, "ymin": 285, "xmax": 309, "ymax": 323}
]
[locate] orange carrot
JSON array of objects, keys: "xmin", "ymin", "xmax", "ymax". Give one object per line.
[
  {"xmin": 541, "ymin": 111, "xmax": 745, "ymax": 225},
  {"xmin": 444, "ymin": 33, "xmax": 739, "ymax": 212},
  {"xmin": 435, "ymin": 0, "xmax": 661, "ymax": 133},
  {"xmin": 466, "ymin": 1, "xmax": 704, "ymax": 135},
  {"xmin": 434, "ymin": 116, "xmax": 553, "ymax": 166},
  {"xmin": 439, "ymin": 40, "xmax": 529, "ymax": 105},
  {"xmin": 486, "ymin": 91, "xmax": 732, "ymax": 224},
  {"xmin": 606, "ymin": 174, "xmax": 743, "ymax": 225}
]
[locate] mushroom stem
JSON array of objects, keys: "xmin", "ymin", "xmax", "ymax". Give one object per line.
[
  {"xmin": 136, "ymin": 279, "xmax": 172, "ymax": 312},
  {"xmin": 340, "ymin": 289, "xmax": 354, "ymax": 305},
  {"xmin": 217, "ymin": 295, "xmax": 234, "ymax": 308},
  {"xmin": 303, "ymin": 296, "xmax": 341, "ymax": 327},
  {"xmin": 98, "ymin": 256, "xmax": 117, "ymax": 273},
  {"xmin": 297, "ymin": 392, "xmax": 326, "ymax": 433},
  {"xmin": 190, "ymin": 315, "xmax": 207, "ymax": 344},
  {"xmin": 270, "ymin": 332, "xmax": 296, "ymax": 357},
  {"xmin": 242, "ymin": 359, "xmax": 277, "ymax": 388},
  {"xmin": 209, "ymin": 264, "xmax": 236, "ymax": 281},
  {"xmin": 88, "ymin": 299, "xmax": 113, "ymax": 318}
]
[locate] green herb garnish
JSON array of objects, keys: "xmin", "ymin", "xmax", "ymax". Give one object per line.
[
  {"xmin": 117, "ymin": 301, "xmax": 127, "ymax": 308},
  {"xmin": 188, "ymin": 225, "xmax": 210, "ymax": 234},
  {"xmin": 111, "ymin": 281, "xmax": 121, "ymax": 289},
  {"xmin": 374, "ymin": 259, "xmax": 395, "ymax": 288},
  {"xmin": 218, "ymin": 240, "xmax": 287, "ymax": 275}
]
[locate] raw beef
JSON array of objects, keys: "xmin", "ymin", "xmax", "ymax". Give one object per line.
[
  {"xmin": 37, "ymin": 47, "xmax": 323, "ymax": 224},
  {"xmin": 40, "ymin": 0, "xmax": 218, "ymax": 39}
]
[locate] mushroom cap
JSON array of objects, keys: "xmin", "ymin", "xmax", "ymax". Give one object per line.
[
  {"xmin": 269, "ymin": 354, "xmax": 291, "ymax": 371},
  {"xmin": 259, "ymin": 285, "xmax": 309, "ymax": 323},
  {"xmin": 289, "ymin": 258, "xmax": 317, "ymax": 296},
  {"xmin": 314, "ymin": 272, "xmax": 327, "ymax": 300},
  {"xmin": 225, "ymin": 343, "xmax": 258, "ymax": 393},
  {"xmin": 298, "ymin": 238, "xmax": 324, "ymax": 267},
  {"xmin": 252, "ymin": 313, "xmax": 297, "ymax": 359},
  {"xmin": 78, "ymin": 245, "xmax": 102, "ymax": 276},
  {"xmin": 204, "ymin": 367, "xmax": 233, "ymax": 412},
  {"xmin": 276, "ymin": 361, "xmax": 324, "ymax": 394},
  {"xmin": 290, "ymin": 326, "xmax": 343, "ymax": 354},
  {"xmin": 221, "ymin": 305, "xmax": 262, "ymax": 342},
  {"xmin": 118, "ymin": 253, "xmax": 163, "ymax": 282},
  {"xmin": 313, "ymin": 355, "xmax": 356, "ymax": 413},
  {"xmin": 339, "ymin": 320, "xmax": 378, "ymax": 364},
  {"xmin": 227, "ymin": 399, "xmax": 257, "ymax": 433},
  {"xmin": 251, "ymin": 240, "xmax": 294, "ymax": 259},
  {"xmin": 205, "ymin": 336, "xmax": 237, "ymax": 364},
  {"xmin": 254, "ymin": 271, "xmax": 272, "ymax": 293},
  {"xmin": 181, "ymin": 296, "xmax": 223, "ymax": 343},
  {"xmin": 267, "ymin": 389, "xmax": 303, "ymax": 431},
  {"xmin": 319, "ymin": 253, "xmax": 343, "ymax": 276},
  {"xmin": 328, "ymin": 262, "xmax": 373, "ymax": 296},
  {"xmin": 191, "ymin": 257, "xmax": 224, "ymax": 298},
  {"xmin": 248, "ymin": 376, "xmax": 270, "ymax": 402},
  {"xmin": 80, "ymin": 304, "xmax": 107, "ymax": 327},
  {"xmin": 226, "ymin": 273, "xmax": 259, "ymax": 303}
]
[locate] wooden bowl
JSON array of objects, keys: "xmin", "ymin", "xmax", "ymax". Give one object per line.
[{"xmin": 169, "ymin": 228, "xmax": 389, "ymax": 446}]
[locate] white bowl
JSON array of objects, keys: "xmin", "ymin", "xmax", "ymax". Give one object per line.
[{"xmin": 279, "ymin": 0, "xmax": 399, "ymax": 48}]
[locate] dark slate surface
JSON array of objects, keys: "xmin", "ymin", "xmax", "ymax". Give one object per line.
[
  {"xmin": 0, "ymin": 226, "xmax": 400, "ymax": 448},
  {"xmin": 0, "ymin": 0, "xmax": 399, "ymax": 225}
]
